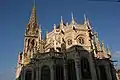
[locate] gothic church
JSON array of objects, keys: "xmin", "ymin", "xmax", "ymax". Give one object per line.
[{"xmin": 16, "ymin": 3, "xmax": 117, "ymax": 80}]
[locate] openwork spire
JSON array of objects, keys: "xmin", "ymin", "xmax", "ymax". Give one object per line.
[
  {"xmin": 25, "ymin": 0, "xmax": 40, "ymax": 36},
  {"xmin": 28, "ymin": 1, "xmax": 37, "ymax": 24}
]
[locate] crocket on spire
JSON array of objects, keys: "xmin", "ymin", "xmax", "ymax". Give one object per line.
[{"xmin": 25, "ymin": 0, "xmax": 39, "ymax": 36}]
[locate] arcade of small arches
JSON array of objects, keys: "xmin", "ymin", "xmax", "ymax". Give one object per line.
[
  {"xmin": 67, "ymin": 37, "xmax": 84, "ymax": 46},
  {"xmin": 23, "ymin": 57, "xmax": 108, "ymax": 80}
]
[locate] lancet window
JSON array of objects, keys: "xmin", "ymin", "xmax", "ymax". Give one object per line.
[
  {"xmin": 81, "ymin": 57, "xmax": 91, "ymax": 79},
  {"xmin": 41, "ymin": 65, "xmax": 50, "ymax": 80}
]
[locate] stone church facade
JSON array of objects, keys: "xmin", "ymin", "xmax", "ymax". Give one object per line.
[{"xmin": 16, "ymin": 4, "xmax": 117, "ymax": 80}]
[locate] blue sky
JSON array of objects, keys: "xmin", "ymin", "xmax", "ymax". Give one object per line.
[{"xmin": 0, "ymin": 0, "xmax": 120, "ymax": 80}]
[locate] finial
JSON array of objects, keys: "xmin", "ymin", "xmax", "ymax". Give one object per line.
[
  {"xmin": 94, "ymin": 30, "xmax": 99, "ymax": 44},
  {"xmin": 60, "ymin": 16, "xmax": 63, "ymax": 24},
  {"xmin": 60, "ymin": 16, "xmax": 64, "ymax": 29},
  {"xmin": 107, "ymin": 44, "xmax": 111, "ymax": 55},
  {"xmin": 46, "ymin": 30, "xmax": 48, "ymax": 34},
  {"xmin": 101, "ymin": 40, "xmax": 106, "ymax": 53},
  {"xmin": 84, "ymin": 14, "xmax": 87, "ymax": 25},
  {"xmin": 71, "ymin": 12, "xmax": 74, "ymax": 21},
  {"xmin": 61, "ymin": 16, "xmax": 63, "ymax": 22},
  {"xmin": 107, "ymin": 44, "xmax": 109, "ymax": 49},
  {"xmin": 39, "ymin": 24, "xmax": 42, "ymax": 31},
  {"xmin": 94, "ymin": 30, "xmax": 98, "ymax": 38},
  {"xmin": 66, "ymin": 22, "xmax": 68, "ymax": 27},
  {"xmin": 45, "ymin": 30, "xmax": 48, "ymax": 39},
  {"xmin": 101, "ymin": 41, "xmax": 105, "ymax": 49},
  {"xmin": 54, "ymin": 24, "xmax": 56, "ymax": 30},
  {"xmin": 102, "ymin": 40, "xmax": 104, "ymax": 45},
  {"xmin": 71, "ymin": 12, "xmax": 75, "ymax": 24},
  {"xmin": 84, "ymin": 14, "xmax": 87, "ymax": 21}
]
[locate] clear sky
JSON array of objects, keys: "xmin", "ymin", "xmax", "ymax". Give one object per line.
[{"xmin": 0, "ymin": 0, "xmax": 120, "ymax": 80}]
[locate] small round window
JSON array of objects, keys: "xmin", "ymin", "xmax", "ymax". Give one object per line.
[
  {"xmin": 67, "ymin": 39, "xmax": 72, "ymax": 45},
  {"xmin": 77, "ymin": 37, "xmax": 84, "ymax": 44}
]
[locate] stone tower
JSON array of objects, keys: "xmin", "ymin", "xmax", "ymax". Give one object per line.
[{"xmin": 22, "ymin": 3, "xmax": 44, "ymax": 64}]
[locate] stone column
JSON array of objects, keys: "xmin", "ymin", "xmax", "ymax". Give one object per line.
[
  {"xmin": 64, "ymin": 61, "xmax": 68, "ymax": 80},
  {"xmin": 35, "ymin": 67, "xmax": 39, "ymax": 80},
  {"xmin": 32, "ymin": 69, "xmax": 35, "ymax": 80},
  {"xmin": 50, "ymin": 62, "xmax": 55, "ymax": 80},
  {"xmin": 75, "ymin": 60, "xmax": 81, "ymax": 80},
  {"xmin": 88, "ymin": 55, "xmax": 98, "ymax": 80},
  {"xmin": 39, "ymin": 66, "xmax": 41, "ymax": 80},
  {"xmin": 96, "ymin": 66, "xmax": 101, "ymax": 80},
  {"xmin": 20, "ymin": 69, "xmax": 24, "ymax": 80},
  {"xmin": 22, "ymin": 68, "xmax": 25, "ymax": 80}
]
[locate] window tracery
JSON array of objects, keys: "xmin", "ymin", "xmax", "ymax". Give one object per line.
[
  {"xmin": 67, "ymin": 39, "xmax": 72, "ymax": 45},
  {"xmin": 77, "ymin": 37, "xmax": 84, "ymax": 44}
]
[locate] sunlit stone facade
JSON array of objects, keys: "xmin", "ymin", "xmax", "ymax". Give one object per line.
[{"xmin": 16, "ymin": 4, "xmax": 117, "ymax": 80}]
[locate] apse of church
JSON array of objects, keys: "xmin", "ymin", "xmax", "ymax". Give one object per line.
[{"xmin": 16, "ymin": 3, "xmax": 118, "ymax": 80}]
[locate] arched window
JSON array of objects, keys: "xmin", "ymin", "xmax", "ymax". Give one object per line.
[
  {"xmin": 81, "ymin": 57, "xmax": 91, "ymax": 79},
  {"xmin": 28, "ymin": 39, "xmax": 30, "ymax": 47},
  {"xmin": 31, "ymin": 39, "xmax": 35, "ymax": 48},
  {"xmin": 25, "ymin": 70, "xmax": 32, "ymax": 80},
  {"xmin": 67, "ymin": 59, "xmax": 77, "ymax": 80},
  {"xmin": 41, "ymin": 65, "xmax": 50, "ymax": 80},
  {"xmin": 77, "ymin": 37, "xmax": 84, "ymax": 44},
  {"xmin": 55, "ymin": 65, "xmax": 64, "ymax": 80},
  {"xmin": 67, "ymin": 39, "xmax": 72, "ymax": 45},
  {"xmin": 24, "ymin": 53, "xmax": 27, "ymax": 59}
]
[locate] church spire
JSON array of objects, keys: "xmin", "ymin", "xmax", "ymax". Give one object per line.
[
  {"xmin": 28, "ymin": 1, "xmax": 37, "ymax": 25},
  {"xmin": 25, "ymin": 0, "xmax": 39, "ymax": 36},
  {"xmin": 23, "ymin": 0, "xmax": 43, "ymax": 64}
]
